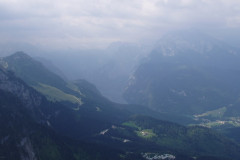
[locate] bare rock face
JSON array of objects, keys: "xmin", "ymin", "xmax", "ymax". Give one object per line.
[
  {"xmin": 18, "ymin": 137, "xmax": 37, "ymax": 160},
  {"xmin": 0, "ymin": 66, "xmax": 47, "ymax": 124},
  {"xmin": 0, "ymin": 67, "xmax": 45, "ymax": 160},
  {"xmin": 0, "ymin": 68, "xmax": 42, "ymax": 109}
]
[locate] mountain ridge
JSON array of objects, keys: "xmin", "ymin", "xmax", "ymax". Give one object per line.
[{"xmin": 1, "ymin": 51, "xmax": 240, "ymax": 160}]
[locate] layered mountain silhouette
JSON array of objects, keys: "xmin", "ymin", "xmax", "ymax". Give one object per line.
[{"xmin": 0, "ymin": 51, "xmax": 240, "ymax": 160}]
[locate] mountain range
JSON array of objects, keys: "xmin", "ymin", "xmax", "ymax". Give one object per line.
[
  {"xmin": 0, "ymin": 51, "xmax": 240, "ymax": 159},
  {"xmin": 124, "ymin": 31, "xmax": 240, "ymax": 117}
]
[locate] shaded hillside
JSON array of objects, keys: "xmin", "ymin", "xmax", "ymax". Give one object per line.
[
  {"xmin": 124, "ymin": 31, "xmax": 240, "ymax": 115},
  {"xmin": 94, "ymin": 115, "xmax": 240, "ymax": 160},
  {"xmin": 0, "ymin": 71, "xmax": 127, "ymax": 160}
]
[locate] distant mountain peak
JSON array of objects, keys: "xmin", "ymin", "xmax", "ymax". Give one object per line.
[
  {"xmin": 154, "ymin": 30, "xmax": 237, "ymax": 57},
  {"xmin": 7, "ymin": 51, "xmax": 33, "ymax": 60}
]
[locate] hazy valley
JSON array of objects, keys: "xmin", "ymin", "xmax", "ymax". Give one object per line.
[{"xmin": 0, "ymin": 29, "xmax": 240, "ymax": 160}]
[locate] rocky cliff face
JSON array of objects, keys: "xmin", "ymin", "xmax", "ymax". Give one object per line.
[
  {"xmin": 0, "ymin": 89, "xmax": 38, "ymax": 160},
  {"xmin": 0, "ymin": 67, "xmax": 42, "ymax": 160},
  {"xmin": 18, "ymin": 137, "xmax": 37, "ymax": 160},
  {"xmin": 0, "ymin": 67, "xmax": 45, "ymax": 122},
  {"xmin": 0, "ymin": 67, "xmax": 42, "ymax": 108},
  {"xmin": 0, "ymin": 67, "xmax": 75, "ymax": 160}
]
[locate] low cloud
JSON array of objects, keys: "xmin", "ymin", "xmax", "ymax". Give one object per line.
[{"xmin": 0, "ymin": 0, "xmax": 239, "ymax": 49}]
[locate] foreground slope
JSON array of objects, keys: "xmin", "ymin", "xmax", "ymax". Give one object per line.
[
  {"xmin": 0, "ymin": 67, "xmax": 131, "ymax": 160},
  {"xmin": 92, "ymin": 115, "xmax": 240, "ymax": 160}
]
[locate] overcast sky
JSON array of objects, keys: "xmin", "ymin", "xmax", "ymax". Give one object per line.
[{"xmin": 0, "ymin": 0, "xmax": 240, "ymax": 49}]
